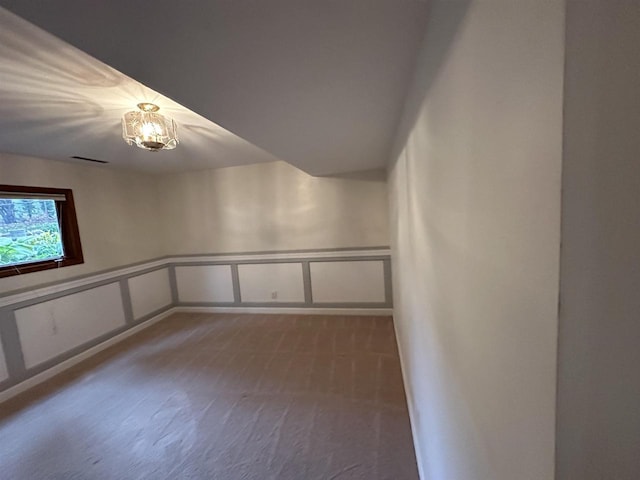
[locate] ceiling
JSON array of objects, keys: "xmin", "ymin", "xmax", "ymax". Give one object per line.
[
  {"xmin": 0, "ymin": 1, "xmax": 429, "ymax": 176},
  {"xmin": 0, "ymin": 8, "xmax": 280, "ymax": 174}
]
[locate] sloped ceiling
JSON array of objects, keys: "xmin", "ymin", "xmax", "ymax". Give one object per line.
[
  {"xmin": 0, "ymin": 8, "xmax": 280, "ymax": 174},
  {"xmin": 0, "ymin": 1, "xmax": 429, "ymax": 175}
]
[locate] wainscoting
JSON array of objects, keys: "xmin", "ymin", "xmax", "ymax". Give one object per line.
[{"xmin": 0, "ymin": 248, "xmax": 391, "ymax": 400}]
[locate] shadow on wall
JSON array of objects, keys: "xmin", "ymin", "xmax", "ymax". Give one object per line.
[
  {"xmin": 322, "ymin": 168, "xmax": 387, "ymax": 183},
  {"xmin": 389, "ymin": 0, "xmax": 472, "ymax": 165},
  {"xmin": 387, "ymin": 1, "xmax": 474, "ymax": 478}
]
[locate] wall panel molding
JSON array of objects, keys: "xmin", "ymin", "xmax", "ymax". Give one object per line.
[
  {"xmin": 179, "ymin": 306, "xmax": 393, "ymax": 316},
  {"xmin": 0, "ymin": 247, "xmax": 392, "ymax": 399},
  {"xmin": 128, "ymin": 268, "xmax": 172, "ymax": 320},
  {"xmin": 15, "ymin": 282, "xmax": 126, "ymax": 369},
  {"xmin": 237, "ymin": 263, "xmax": 305, "ymax": 303},
  {"xmin": 0, "ymin": 247, "xmax": 391, "ymax": 308},
  {"xmin": 176, "ymin": 265, "xmax": 235, "ymax": 303},
  {"xmin": 310, "ymin": 260, "xmax": 386, "ymax": 303}
]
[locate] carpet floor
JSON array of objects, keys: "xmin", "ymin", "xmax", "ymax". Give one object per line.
[{"xmin": 0, "ymin": 313, "xmax": 419, "ymax": 479}]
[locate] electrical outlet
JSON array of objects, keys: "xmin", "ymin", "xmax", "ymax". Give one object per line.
[{"xmin": 271, "ymin": 291, "xmax": 278, "ymax": 299}]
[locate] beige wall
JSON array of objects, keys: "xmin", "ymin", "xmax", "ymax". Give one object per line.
[
  {"xmin": 0, "ymin": 153, "xmax": 164, "ymax": 293},
  {"xmin": 158, "ymin": 161, "xmax": 389, "ymax": 254},
  {"xmin": 388, "ymin": 1, "xmax": 564, "ymax": 479},
  {"xmin": 557, "ymin": 2, "xmax": 640, "ymax": 479}
]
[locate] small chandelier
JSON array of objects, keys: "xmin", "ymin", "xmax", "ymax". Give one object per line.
[{"xmin": 122, "ymin": 103, "xmax": 178, "ymax": 152}]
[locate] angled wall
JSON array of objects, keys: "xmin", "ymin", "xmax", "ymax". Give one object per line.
[{"xmin": 388, "ymin": 1, "xmax": 564, "ymax": 479}]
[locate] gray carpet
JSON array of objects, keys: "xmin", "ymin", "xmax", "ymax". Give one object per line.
[{"xmin": 0, "ymin": 313, "xmax": 419, "ymax": 479}]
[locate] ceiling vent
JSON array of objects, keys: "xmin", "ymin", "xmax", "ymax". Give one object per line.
[{"xmin": 70, "ymin": 156, "xmax": 109, "ymax": 164}]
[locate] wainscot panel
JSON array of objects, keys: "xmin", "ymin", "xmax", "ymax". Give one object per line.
[
  {"xmin": 128, "ymin": 268, "xmax": 172, "ymax": 320},
  {"xmin": 176, "ymin": 265, "xmax": 235, "ymax": 303},
  {"xmin": 15, "ymin": 282, "xmax": 125, "ymax": 369},
  {"xmin": 238, "ymin": 263, "xmax": 305, "ymax": 303},
  {"xmin": 310, "ymin": 260, "xmax": 386, "ymax": 303}
]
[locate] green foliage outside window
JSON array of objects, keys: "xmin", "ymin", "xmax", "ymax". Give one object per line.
[{"xmin": 0, "ymin": 199, "xmax": 64, "ymax": 267}]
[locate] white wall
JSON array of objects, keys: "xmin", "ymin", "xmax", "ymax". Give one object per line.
[
  {"xmin": 0, "ymin": 153, "xmax": 164, "ymax": 294},
  {"xmin": 557, "ymin": 2, "xmax": 640, "ymax": 479},
  {"xmin": 157, "ymin": 161, "xmax": 389, "ymax": 254},
  {"xmin": 388, "ymin": 2, "xmax": 564, "ymax": 479},
  {"xmin": 15, "ymin": 282, "xmax": 125, "ymax": 368}
]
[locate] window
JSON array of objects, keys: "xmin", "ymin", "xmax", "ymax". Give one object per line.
[{"xmin": 0, "ymin": 185, "xmax": 83, "ymax": 278}]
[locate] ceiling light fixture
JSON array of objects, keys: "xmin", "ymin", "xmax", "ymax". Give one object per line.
[{"xmin": 122, "ymin": 103, "xmax": 178, "ymax": 152}]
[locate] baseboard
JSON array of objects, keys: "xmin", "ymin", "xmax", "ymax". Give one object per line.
[
  {"xmin": 177, "ymin": 306, "xmax": 393, "ymax": 316},
  {"xmin": 392, "ymin": 318, "xmax": 426, "ymax": 480},
  {"xmin": 0, "ymin": 307, "xmax": 176, "ymax": 405}
]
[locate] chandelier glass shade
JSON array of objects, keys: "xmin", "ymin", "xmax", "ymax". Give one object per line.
[{"xmin": 122, "ymin": 103, "xmax": 178, "ymax": 152}]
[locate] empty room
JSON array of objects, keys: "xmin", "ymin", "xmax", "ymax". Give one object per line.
[{"xmin": 0, "ymin": 1, "xmax": 638, "ymax": 479}]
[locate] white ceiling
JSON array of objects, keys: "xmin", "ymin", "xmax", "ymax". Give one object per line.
[
  {"xmin": 0, "ymin": 8, "xmax": 280, "ymax": 174},
  {"xmin": 0, "ymin": 1, "xmax": 429, "ymax": 176}
]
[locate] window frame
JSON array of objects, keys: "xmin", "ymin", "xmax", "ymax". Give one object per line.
[{"xmin": 0, "ymin": 184, "xmax": 84, "ymax": 278}]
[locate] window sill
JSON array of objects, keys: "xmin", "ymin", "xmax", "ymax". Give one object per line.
[{"xmin": 0, "ymin": 257, "xmax": 84, "ymax": 279}]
